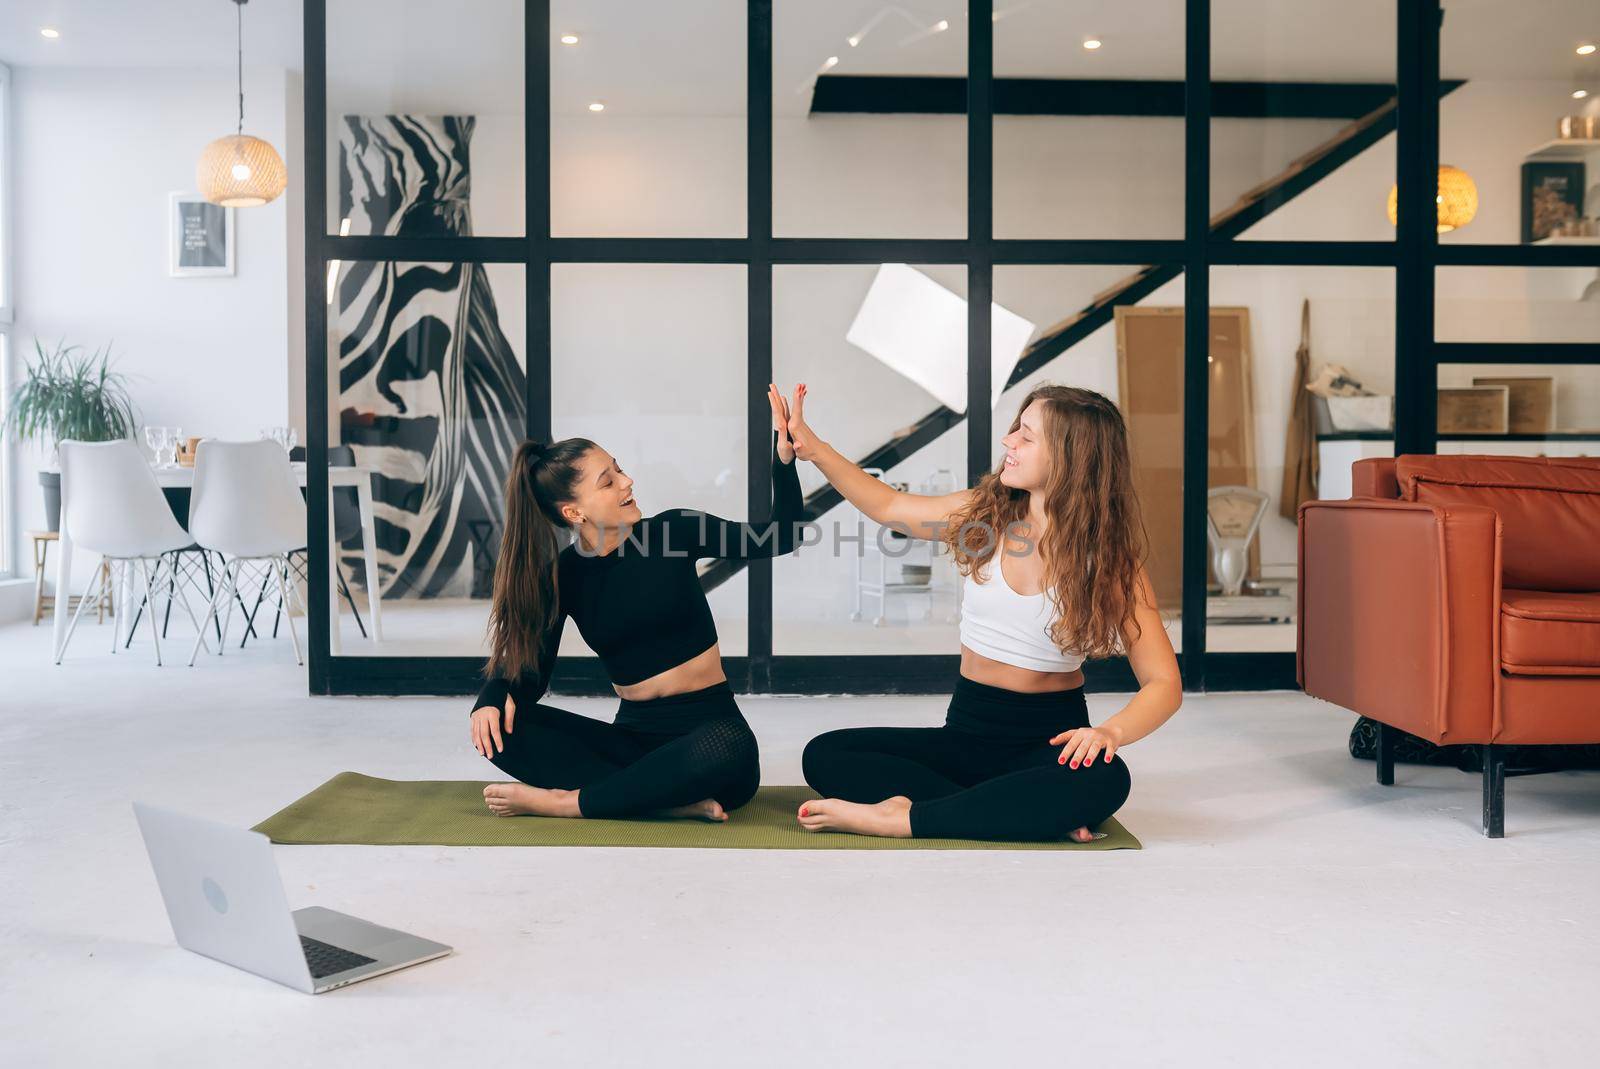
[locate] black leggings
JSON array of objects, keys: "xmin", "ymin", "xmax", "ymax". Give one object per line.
[
  {"xmin": 802, "ymin": 675, "xmax": 1131, "ymax": 841},
  {"xmin": 486, "ymin": 680, "xmax": 761, "ymax": 818}
]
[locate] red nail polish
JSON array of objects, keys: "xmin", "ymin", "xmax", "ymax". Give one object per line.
[
  {"xmin": 1071, "ymin": 761, "xmax": 1079, "ymax": 769},
  {"xmin": 800, "ymin": 807, "xmax": 809, "ymax": 816},
  {"xmin": 1085, "ymin": 758, "xmax": 1094, "ymax": 766}
]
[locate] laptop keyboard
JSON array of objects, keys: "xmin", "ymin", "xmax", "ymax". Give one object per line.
[{"xmin": 300, "ymin": 935, "xmax": 377, "ymax": 980}]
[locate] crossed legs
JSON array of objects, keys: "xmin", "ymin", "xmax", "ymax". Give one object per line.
[
  {"xmin": 482, "ymin": 700, "xmax": 761, "ymax": 822},
  {"xmin": 799, "ymin": 725, "xmax": 1131, "ymax": 842}
]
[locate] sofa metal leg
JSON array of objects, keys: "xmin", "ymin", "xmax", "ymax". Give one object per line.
[
  {"xmin": 1481, "ymin": 744, "xmax": 1505, "ymax": 838},
  {"xmin": 1375, "ymin": 721, "xmax": 1397, "ymax": 785}
]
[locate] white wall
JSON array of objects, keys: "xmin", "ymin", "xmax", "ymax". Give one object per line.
[{"xmin": 6, "ymin": 64, "xmax": 296, "ymax": 604}]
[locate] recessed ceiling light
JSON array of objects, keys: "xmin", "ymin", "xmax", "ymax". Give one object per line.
[
  {"xmin": 560, "ymin": 33, "xmax": 579, "ymax": 46},
  {"xmin": 1578, "ymin": 43, "xmax": 1596, "ymax": 56},
  {"xmin": 847, "ymin": 35, "xmax": 860, "ymax": 47},
  {"xmin": 1575, "ymin": 89, "xmax": 1591, "ymax": 99},
  {"xmin": 1083, "ymin": 36, "xmax": 1103, "ymax": 51},
  {"xmin": 40, "ymin": 26, "xmax": 61, "ymax": 39},
  {"xmin": 588, "ymin": 101, "xmax": 605, "ymax": 112},
  {"xmin": 823, "ymin": 55, "xmax": 839, "ymax": 69},
  {"xmin": 933, "ymin": 19, "xmax": 949, "ymax": 32}
]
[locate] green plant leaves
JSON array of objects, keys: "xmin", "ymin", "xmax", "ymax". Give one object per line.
[{"xmin": 3, "ymin": 337, "xmax": 138, "ymax": 448}]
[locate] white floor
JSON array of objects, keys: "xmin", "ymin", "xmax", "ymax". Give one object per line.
[{"xmin": 4, "ymin": 616, "xmax": 1600, "ymax": 1068}]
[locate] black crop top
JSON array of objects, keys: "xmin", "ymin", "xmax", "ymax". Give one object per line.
[{"xmin": 473, "ymin": 432, "xmax": 804, "ymax": 714}]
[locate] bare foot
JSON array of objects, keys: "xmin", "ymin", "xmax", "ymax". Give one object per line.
[
  {"xmin": 656, "ymin": 798, "xmax": 729, "ymax": 822},
  {"xmin": 483, "ymin": 783, "xmax": 583, "ymax": 818},
  {"xmin": 1068, "ymin": 824, "xmax": 1108, "ymax": 843},
  {"xmin": 796, "ymin": 796, "xmax": 913, "ymax": 838}
]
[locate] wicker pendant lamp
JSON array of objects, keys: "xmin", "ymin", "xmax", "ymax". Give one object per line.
[
  {"xmin": 1385, "ymin": 165, "xmax": 1478, "ymax": 233},
  {"xmin": 197, "ymin": 0, "xmax": 286, "ymax": 207}
]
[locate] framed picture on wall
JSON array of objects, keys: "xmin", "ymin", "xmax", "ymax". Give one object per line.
[
  {"xmin": 1520, "ymin": 162, "xmax": 1585, "ymax": 243},
  {"xmin": 167, "ymin": 192, "xmax": 234, "ymax": 276}
]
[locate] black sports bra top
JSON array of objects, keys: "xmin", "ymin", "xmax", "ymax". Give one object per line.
[{"xmin": 474, "ymin": 433, "xmax": 802, "ymax": 713}]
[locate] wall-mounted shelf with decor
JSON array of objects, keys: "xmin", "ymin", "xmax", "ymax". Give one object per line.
[
  {"xmin": 1532, "ymin": 235, "xmax": 1600, "ymax": 244},
  {"xmin": 1525, "ymin": 138, "xmax": 1600, "ymax": 162}
]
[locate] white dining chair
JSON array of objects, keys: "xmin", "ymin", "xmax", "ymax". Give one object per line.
[
  {"xmin": 54, "ymin": 440, "xmax": 212, "ymax": 666},
  {"xmin": 186, "ymin": 440, "xmax": 308, "ymax": 666}
]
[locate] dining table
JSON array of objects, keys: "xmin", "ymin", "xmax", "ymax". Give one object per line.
[{"xmin": 52, "ymin": 461, "xmax": 384, "ymax": 659}]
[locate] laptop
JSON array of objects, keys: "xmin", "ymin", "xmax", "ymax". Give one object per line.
[{"xmin": 132, "ymin": 802, "xmax": 451, "ymax": 994}]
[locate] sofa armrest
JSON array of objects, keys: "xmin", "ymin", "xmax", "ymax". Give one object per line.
[
  {"xmin": 1351, "ymin": 457, "xmax": 1399, "ymax": 499},
  {"xmin": 1297, "ymin": 499, "xmax": 1502, "ymax": 745}
]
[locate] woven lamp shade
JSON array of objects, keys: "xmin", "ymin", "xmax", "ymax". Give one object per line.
[
  {"xmin": 1386, "ymin": 165, "xmax": 1478, "ymax": 233},
  {"xmin": 197, "ymin": 133, "xmax": 287, "ymax": 207}
]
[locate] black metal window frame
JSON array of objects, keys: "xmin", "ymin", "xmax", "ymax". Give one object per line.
[{"xmin": 304, "ymin": 0, "xmax": 1600, "ymax": 696}]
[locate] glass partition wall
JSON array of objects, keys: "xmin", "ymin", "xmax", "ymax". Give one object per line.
[{"xmin": 305, "ymin": 0, "xmax": 1600, "ymax": 695}]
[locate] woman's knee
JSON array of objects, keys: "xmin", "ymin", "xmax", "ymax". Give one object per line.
[
  {"xmin": 1047, "ymin": 753, "xmax": 1131, "ymax": 827},
  {"xmin": 800, "ymin": 729, "xmax": 856, "ymax": 786}
]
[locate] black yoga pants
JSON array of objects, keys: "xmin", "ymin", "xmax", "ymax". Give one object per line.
[
  {"xmin": 801, "ymin": 675, "xmax": 1131, "ymax": 841},
  {"xmin": 486, "ymin": 680, "xmax": 760, "ymax": 818}
]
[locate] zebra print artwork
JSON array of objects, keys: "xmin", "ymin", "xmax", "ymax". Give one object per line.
[{"xmin": 335, "ymin": 115, "xmax": 525, "ymax": 600}]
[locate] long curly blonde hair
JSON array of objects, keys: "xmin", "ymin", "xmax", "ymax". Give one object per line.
[{"xmin": 941, "ymin": 384, "xmax": 1149, "ymax": 660}]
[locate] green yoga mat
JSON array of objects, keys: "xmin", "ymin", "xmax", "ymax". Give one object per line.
[{"xmin": 253, "ymin": 773, "xmax": 1140, "ymax": 851}]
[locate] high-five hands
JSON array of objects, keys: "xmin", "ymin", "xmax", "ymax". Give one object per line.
[
  {"xmin": 767, "ymin": 383, "xmax": 796, "ymax": 464},
  {"xmin": 771, "ymin": 382, "xmax": 820, "ymax": 463},
  {"xmin": 470, "ymin": 694, "xmax": 517, "ymax": 757}
]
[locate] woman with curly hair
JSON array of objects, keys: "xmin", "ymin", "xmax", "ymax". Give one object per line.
[{"xmin": 790, "ymin": 383, "xmax": 1181, "ymax": 841}]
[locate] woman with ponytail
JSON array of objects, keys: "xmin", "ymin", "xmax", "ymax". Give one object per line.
[
  {"xmin": 788, "ymin": 383, "xmax": 1181, "ymax": 841},
  {"xmin": 469, "ymin": 384, "xmax": 804, "ymax": 822}
]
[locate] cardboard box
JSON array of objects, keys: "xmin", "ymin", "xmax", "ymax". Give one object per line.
[{"xmin": 1471, "ymin": 376, "xmax": 1555, "ymax": 434}]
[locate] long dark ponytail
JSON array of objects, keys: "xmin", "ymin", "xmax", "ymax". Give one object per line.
[{"xmin": 486, "ymin": 437, "xmax": 594, "ymax": 681}]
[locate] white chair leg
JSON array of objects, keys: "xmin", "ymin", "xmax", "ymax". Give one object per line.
[
  {"xmin": 54, "ymin": 563, "xmax": 106, "ymax": 665},
  {"xmin": 166, "ymin": 559, "xmax": 214, "ymax": 657},
  {"xmin": 189, "ymin": 560, "xmax": 235, "ymax": 666},
  {"xmin": 110, "ymin": 560, "xmax": 123, "ymax": 654},
  {"xmin": 273, "ymin": 557, "xmax": 303, "ymax": 666},
  {"xmin": 217, "ymin": 558, "xmax": 241, "ymax": 655},
  {"xmin": 138, "ymin": 558, "xmax": 164, "ymax": 666}
]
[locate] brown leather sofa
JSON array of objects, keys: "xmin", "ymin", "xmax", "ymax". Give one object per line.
[{"xmin": 1298, "ymin": 454, "xmax": 1600, "ymax": 837}]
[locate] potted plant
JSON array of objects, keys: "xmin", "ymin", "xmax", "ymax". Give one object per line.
[{"xmin": 2, "ymin": 338, "xmax": 138, "ymax": 531}]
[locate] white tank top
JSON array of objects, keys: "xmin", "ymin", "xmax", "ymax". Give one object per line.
[{"xmin": 959, "ymin": 555, "xmax": 1086, "ymax": 673}]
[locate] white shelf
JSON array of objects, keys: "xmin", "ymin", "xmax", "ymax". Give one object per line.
[
  {"xmin": 1525, "ymin": 138, "xmax": 1600, "ymax": 162},
  {"xmin": 1532, "ymin": 235, "xmax": 1600, "ymax": 244}
]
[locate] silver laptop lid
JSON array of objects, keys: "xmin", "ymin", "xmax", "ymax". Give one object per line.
[{"xmin": 132, "ymin": 802, "xmax": 315, "ymax": 994}]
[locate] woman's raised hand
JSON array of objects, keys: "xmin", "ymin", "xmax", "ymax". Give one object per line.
[
  {"xmin": 783, "ymin": 383, "xmax": 821, "ymax": 463},
  {"xmin": 767, "ymin": 383, "xmax": 796, "ymax": 464}
]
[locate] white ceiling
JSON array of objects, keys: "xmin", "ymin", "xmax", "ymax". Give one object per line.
[{"xmin": 3, "ymin": 0, "xmax": 1596, "ymax": 115}]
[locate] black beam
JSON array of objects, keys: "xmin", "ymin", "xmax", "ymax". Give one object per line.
[
  {"xmin": 769, "ymin": 238, "xmax": 970, "ymax": 263},
  {"xmin": 318, "ymin": 235, "xmax": 529, "ymax": 263},
  {"xmin": 810, "ymin": 75, "xmax": 1412, "ymax": 119},
  {"xmin": 1395, "ymin": 0, "xmax": 1442, "ymax": 457},
  {"xmin": 968, "ymin": 1, "xmax": 994, "ymax": 489},
  {"xmin": 1436, "ymin": 243, "xmax": 1600, "ymax": 268},
  {"xmin": 303, "ymin": 0, "xmax": 331, "ymax": 695},
  {"xmin": 1208, "ymin": 241, "xmax": 1398, "ymax": 266},
  {"xmin": 1181, "ymin": 0, "xmax": 1210, "ymax": 689},
  {"xmin": 528, "ymin": 0, "xmax": 550, "ymax": 444},
  {"xmin": 748, "ymin": 1, "xmax": 774, "ymax": 689},
  {"xmin": 1434, "ymin": 342, "xmax": 1600, "ymax": 365}
]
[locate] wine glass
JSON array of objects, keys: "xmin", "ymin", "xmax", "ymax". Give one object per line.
[
  {"xmin": 144, "ymin": 425, "xmax": 164, "ymax": 466},
  {"xmin": 260, "ymin": 426, "xmax": 295, "ymax": 454},
  {"xmin": 167, "ymin": 427, "xmax": 183, "ymax": 468}
]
